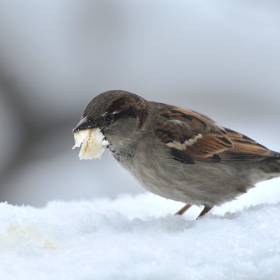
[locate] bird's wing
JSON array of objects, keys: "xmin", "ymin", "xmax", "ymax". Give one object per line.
[{"xmin": 155, "ymin": 105, "xmax": 278, "ymax": 164}]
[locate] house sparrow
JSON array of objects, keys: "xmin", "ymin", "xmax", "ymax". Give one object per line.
[{"xmin": 73, "ymin": 90, "xmax": 280, "ymax": 219}]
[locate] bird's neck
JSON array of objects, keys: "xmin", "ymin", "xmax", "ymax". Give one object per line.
[{"xmin": 107, "ymin": 141, "xmax": 136, "ymax": 164}]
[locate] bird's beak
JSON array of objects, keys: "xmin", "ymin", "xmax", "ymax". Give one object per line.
[{"xmin": 72, "ymin": 117, "xmax": 98, "ymax": 133}]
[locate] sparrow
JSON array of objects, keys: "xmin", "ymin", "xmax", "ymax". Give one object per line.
[{"xmin": 73, "ymin": 90, "xmax": 280, "ymax": 219}]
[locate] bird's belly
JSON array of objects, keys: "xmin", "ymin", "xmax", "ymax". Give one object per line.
[{"xmin": 121, "ymin": 157, "xmax": 253, "ymax": 207}]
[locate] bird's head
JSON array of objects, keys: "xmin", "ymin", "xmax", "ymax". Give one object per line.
[{"xmin": 73, "ymin": 90, "xmax": 149, "ymax": 146}]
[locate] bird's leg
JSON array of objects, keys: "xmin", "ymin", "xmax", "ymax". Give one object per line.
[
  {"xmin": 196, "ymin": 206, "xmax": 212, "ymax": 220},
  {"xmin": 175, "ymin": 204, "xmax": 192, "ymax": 215}
]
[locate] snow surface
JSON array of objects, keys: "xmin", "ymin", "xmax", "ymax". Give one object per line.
[{"xmin": 1, "ymin": 179, "xmax": 280, "ymax": 280}]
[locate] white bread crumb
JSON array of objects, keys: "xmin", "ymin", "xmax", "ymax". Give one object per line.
[{"xmin": 72, "ymin": 128, "xmax": 108, "ymax": 160}]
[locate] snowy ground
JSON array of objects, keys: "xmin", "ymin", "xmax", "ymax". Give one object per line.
[{"xmin": 1, "ymin": 179, "xmax": 280, "ymax": 280}]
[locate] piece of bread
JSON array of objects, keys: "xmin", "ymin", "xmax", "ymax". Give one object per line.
[{"xmin": 72, "ymin": 128, "xmax": 107, "ymax": 160}]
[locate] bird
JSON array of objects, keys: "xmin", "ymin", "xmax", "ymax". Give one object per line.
[{"xmin": 73, "ymin": 90, "xmax": 280, "ymax": 219}]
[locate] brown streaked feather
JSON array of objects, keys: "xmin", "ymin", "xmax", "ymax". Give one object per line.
[
  {"xmin": 220, "ymin": 128, "xmax": 280, "ymax": 162},
  {"xmin": 155, "ymin": 105, "xmax": 280, "ymax": 164}
]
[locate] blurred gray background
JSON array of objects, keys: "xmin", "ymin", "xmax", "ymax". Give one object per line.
[{"xmin": 0, "ymin": 0, "xmax": 279, "ymax": 206}]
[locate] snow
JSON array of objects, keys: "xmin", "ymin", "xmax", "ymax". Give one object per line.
[{"xmin": 1, "ymin": 179, "xmax": 280, "ymax": 280}]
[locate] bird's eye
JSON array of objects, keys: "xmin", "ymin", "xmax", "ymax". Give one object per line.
[{"xmin": 104, "ymin": 113, "xmax": 114, "ymax": 122}]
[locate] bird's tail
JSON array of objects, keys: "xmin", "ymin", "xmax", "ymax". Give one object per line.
[{"xmin": 263, "ymin": 155, "xmax": 280, "ymax": 177}]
